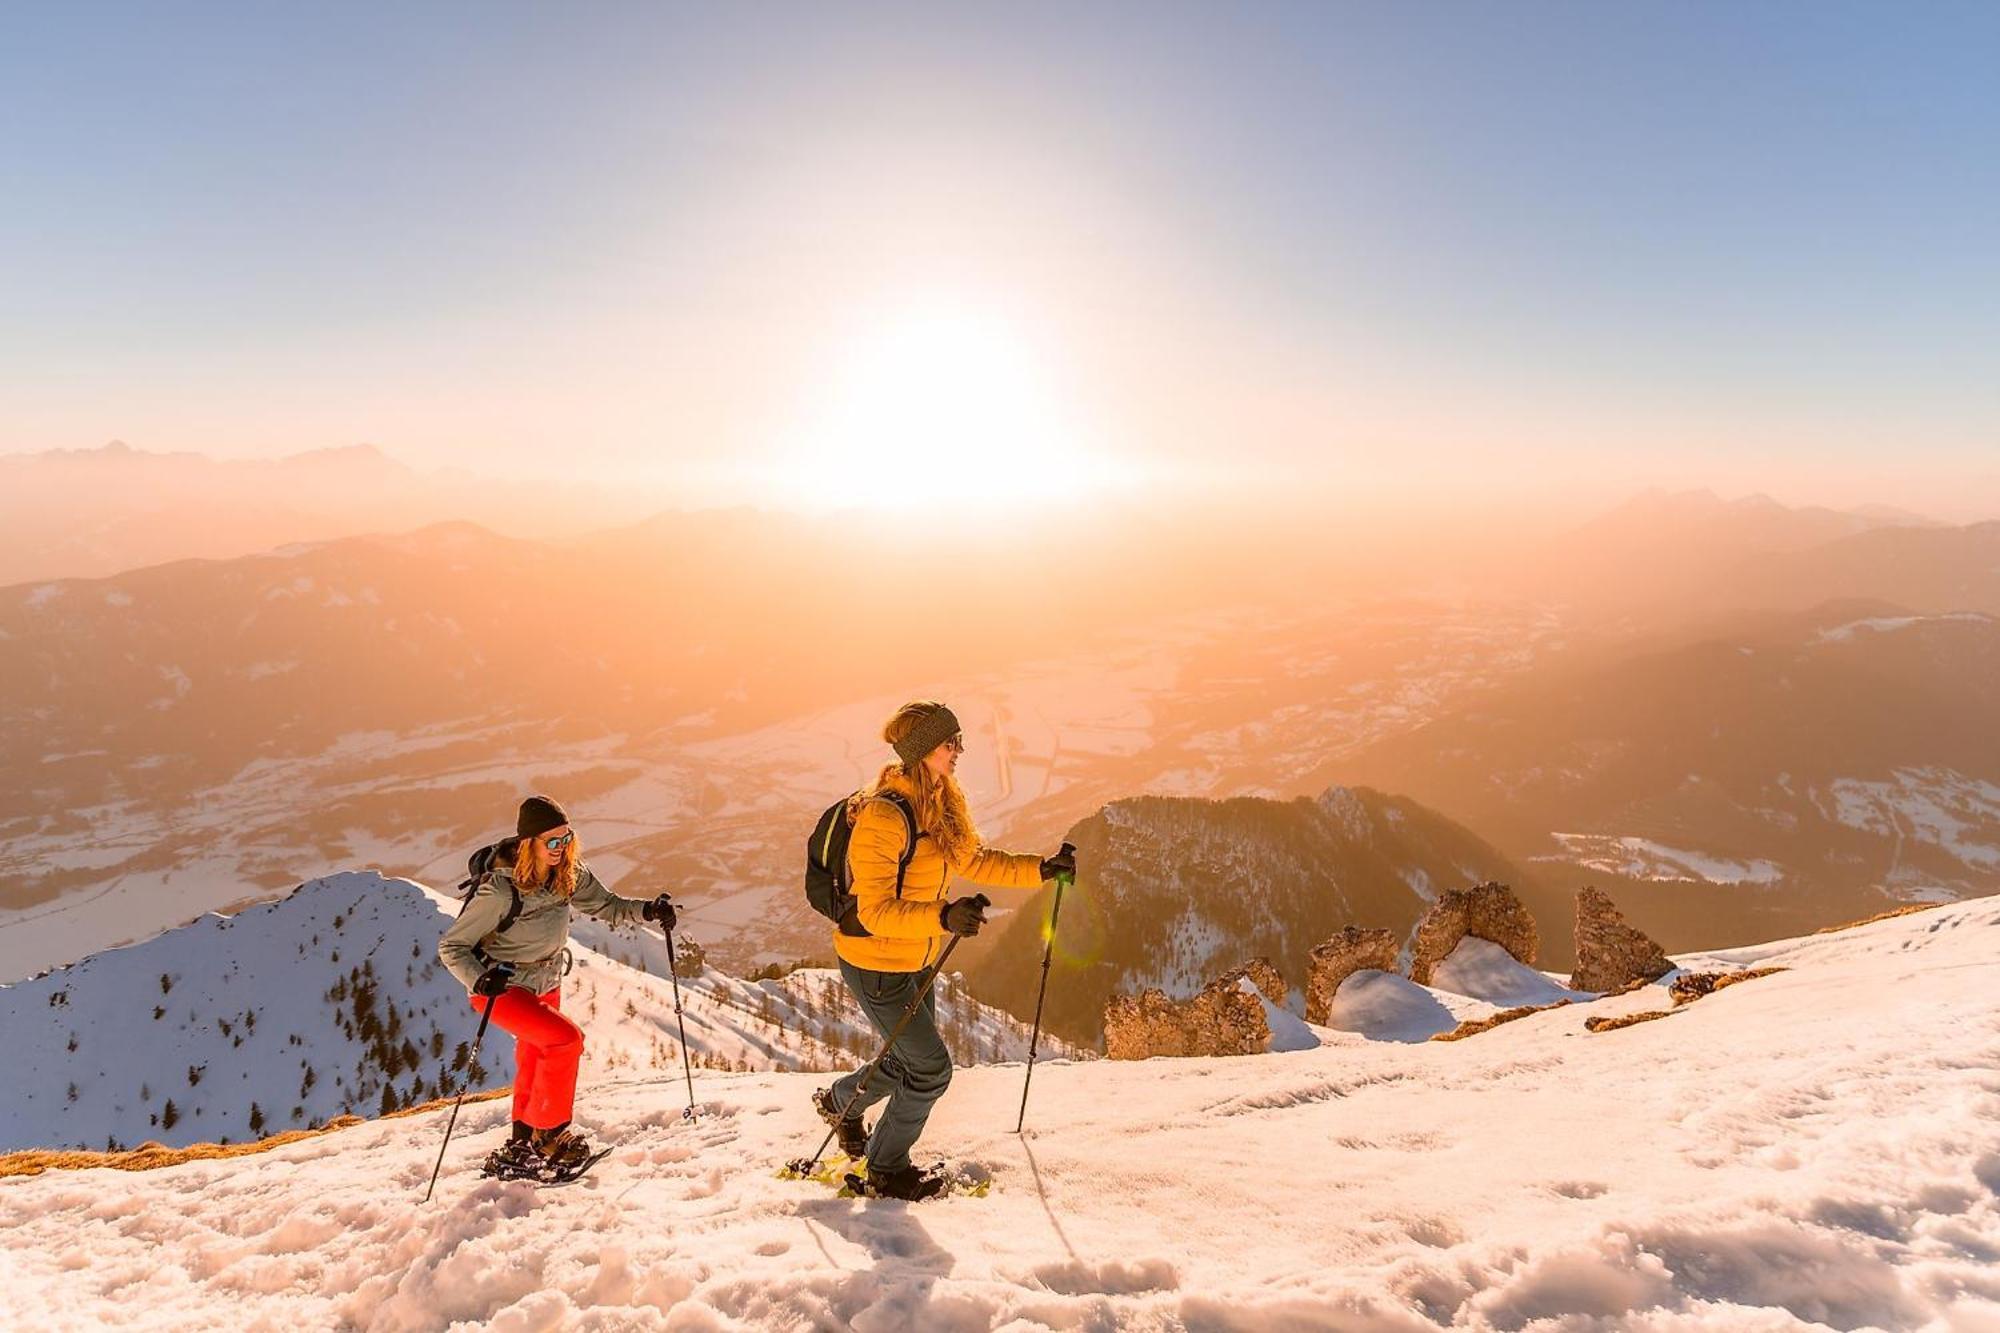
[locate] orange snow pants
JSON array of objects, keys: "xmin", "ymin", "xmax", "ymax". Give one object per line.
[{"xmin": 475, "ymin": 987, "xmax": 583, "ymax": 1130}]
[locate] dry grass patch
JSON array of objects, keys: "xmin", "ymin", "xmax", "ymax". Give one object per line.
[
  {"xmin": 0, "ymin": 1089, "xmax": 509, "ymax": 1178},
  {"xmin": 1670, "ymin": 967, "xmax": 1787, "ymax": 1007},
  {"xmin": 1584, "ymin": 1009, "xmax": 1675, "ymax": 1033},
  {"xmin": 1813, "ymin": 903, "xmax": 1945, "ymax": 935},
  {"xmin": 1431, "ymin": 1000, "xmax": 1572, "ymax": 1042}
]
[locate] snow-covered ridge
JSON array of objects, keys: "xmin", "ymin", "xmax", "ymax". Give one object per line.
[
  {"xmin": 7, "ymin": 892, "xmax": 1999, "ymax": 1329},
  {"xmin": 0, "ymin": 872, "xmax": 1075, "ymax": 1153},
  {"xmin": 1812, "ymin": 610, "xmax": 1992, "ymax": 643}
]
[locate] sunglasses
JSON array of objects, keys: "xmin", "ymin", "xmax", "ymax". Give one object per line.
[
  {"xmin": 541, "ymin": 831, "xmax": 575, "ymax": 851},
  {"xmin": 944, "ymin": 734, "xmax": 966, "ymax": 753}
]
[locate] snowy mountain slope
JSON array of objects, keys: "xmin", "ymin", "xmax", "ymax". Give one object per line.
[
  {"xmin": 0, "ymin": 872, "xmax": 1074, "ymax": 1152},
  {"xmin": 7, "ymin": 899, "xmax": 1999, "ymax": 1329}
]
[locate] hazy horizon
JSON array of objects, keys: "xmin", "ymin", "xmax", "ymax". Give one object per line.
[{"xmin": 5, "ymin": 3, "xmax": 1997, "ymax": 520}]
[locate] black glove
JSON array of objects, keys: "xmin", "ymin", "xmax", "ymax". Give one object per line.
[
  {"xmin": 643, "ymin": 894, "xmax": 677, "ymax": 930},
  {"xmin": 1040, "ymin": 843, "xmax": 1077, "ymax": 883},
  {"xmin": 472, "ymin": 963, "xmax": 515, "ymax": 998},
  {"xmin": 939, "ymin": 894, "xmax": 990, "ymax": 936}
]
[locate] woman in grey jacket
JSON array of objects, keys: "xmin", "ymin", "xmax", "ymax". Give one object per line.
[{"xmin": 438, "ymin": 794, "xmax": 675, "ymax": 1178}]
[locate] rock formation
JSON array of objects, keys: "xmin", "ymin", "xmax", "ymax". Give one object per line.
[
  {"xmin": 1567, "ymin": 886, "xmax": 1672, "ymax": 993},
  {"xmin": 1407, "ymin": 881, "xmax": 1539, "ymax": 986},
  {"xmin": 1210, "ymin": 958, "xmax": 1289, "ymax": 1010},
  {"xmin": 1304, "ymin": 927, "xmax": 1399, "ymax": 1025},
  {"xmin": 1102, "ymin": 963, "xmax": 1279, "ymax": 1059}
]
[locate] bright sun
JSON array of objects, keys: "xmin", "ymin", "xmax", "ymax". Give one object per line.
[{"xmin": 774, "ymin": 299, "xmax": 1125, "ymax": 511}]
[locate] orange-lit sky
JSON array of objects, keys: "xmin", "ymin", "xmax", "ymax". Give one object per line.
[{"xmin": 3, "ymin": 4, "xmax": 1997, "ymax": 517}]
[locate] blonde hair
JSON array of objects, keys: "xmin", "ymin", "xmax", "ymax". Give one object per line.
[
  {"xmin": 512, "ymin": 830, "xmax": 580, "ymax": 898},
  {"xmin": 857, "ymin": 700, "xmax": 979, "ymax": 866}
]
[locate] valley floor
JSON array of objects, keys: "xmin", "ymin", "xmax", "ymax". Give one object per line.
[{"xmin": 8, "ymin": 902, "xmax": 2000, "ymax": 1331}]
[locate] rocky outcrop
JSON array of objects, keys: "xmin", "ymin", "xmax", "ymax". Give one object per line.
[
  {"xmin": 1407, "ymin": 881, "xmax": 1539, "ymax": 985},
  {"xmin": 1568, "ymin": 886, "xmax": 1672, "ymax": 993},
  {"xmin": 1304, "ymin": 927, "xmax": 1399, "ymax": 1025},
  {"xmin": 1103, "ymin": 965, "xmax": 1275, "ymax": 1060},
  {"xmin": 1210, "ymin": 958, "xmax": 1289, "ymax": 1010}
]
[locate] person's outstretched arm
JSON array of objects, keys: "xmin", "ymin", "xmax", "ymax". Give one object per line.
[
  {"xmin": 954, "ymin": 843, "xmax": 1047, "ymax": 891},
  {"xmin": 568, "ymin": 864, "xmax": 651, "ymax": 929}
]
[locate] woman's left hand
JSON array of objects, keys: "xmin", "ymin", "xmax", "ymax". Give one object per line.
[{"xmin": 643, "ymin": 894, "xmax": 677, "ymax": 930}]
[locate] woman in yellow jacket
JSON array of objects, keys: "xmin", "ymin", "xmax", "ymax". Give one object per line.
[{"xmin": 814, "ymin": 699, "xmax": 1075, "ymax": 1199}]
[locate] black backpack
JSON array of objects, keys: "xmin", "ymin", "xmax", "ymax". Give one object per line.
[
  {"xmin": 456, "ymin": 836, "xmax": 524, "ymax": 936},
  {"xmin": 806, "ymin": 792, "xmax": 918, "ymax": 937}
]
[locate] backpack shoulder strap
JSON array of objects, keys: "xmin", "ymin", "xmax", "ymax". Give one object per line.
[
  {"xmin": 876, "ymin": 792, "xmax": 921, "ymax": 896},
  {"xmin": 494, "ymin": 875, "xmax": 523, "ymax": 934}
]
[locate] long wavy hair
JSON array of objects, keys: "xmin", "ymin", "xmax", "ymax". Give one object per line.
[
  {"xmin": 512, "ymin": 829, "xmax": 580, "ymax": 898},
  {"xmin": 854, "ymin": 700, "xmax": 979, "ymax": 866}
]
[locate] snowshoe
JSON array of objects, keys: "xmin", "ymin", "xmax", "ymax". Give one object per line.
[
  {"xmin": 531, "ymin": 1126, "xmax": 597, "ymax": 1176},
  {"xmin": 478, "ymin": 1138, "xmax": 544, "ymax": 1182},
  {"xmin": 778, "ymin": 1152, "xmax": 860, "ymax": 1186},
  {"xmin": 539, "ymin": 1145, "xmax": 612, "ymax": 1186},
  {"xmin": 812, "ymin": 1087, "xmax": 869, "ymax": 1159},
  {"xmin": 849, "ymin": 1162, "xmax": 949, "ymax": 1202}
]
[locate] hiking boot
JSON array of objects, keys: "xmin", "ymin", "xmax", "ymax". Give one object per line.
[
  {"xmin": 530, "ymin": 1124, "xmax": 594, "ymax": 1174},
  {"xmin": 813, "ymin": 1087, "xmax": 870, "ymax": 1159},
  {"xmin": 864, "ymin": 1162, "xmax": 948, "ymax": 1201},
  {"xmin": 480, "ymin": 1136, "xmax": 543, "ymax": 1180}
]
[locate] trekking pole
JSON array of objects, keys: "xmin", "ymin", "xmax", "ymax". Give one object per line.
[
  {"xmin": 423, "ymin": 974, "xmax": 508, "ymax": 1204},
  {"xmin": 784, "ymin": 932, "xmax": 965, "ymax": 1178},
  {"xmin": 662, "ymin": 924, "xmax": 698, "ymax": 1122},
  {"xmin": 1015, "ymin": 844, "xmax": 1075, "ymax": 1134}
]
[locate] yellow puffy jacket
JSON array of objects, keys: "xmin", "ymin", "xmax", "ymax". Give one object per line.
[{"xmin": 833, "ymin": 772, "xmax": 1045, "ymax": 974}]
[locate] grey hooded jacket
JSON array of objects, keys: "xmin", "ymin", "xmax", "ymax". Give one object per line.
[{"xmin": 438, "ymin": 861, "xmax": 649, "ymax": 996}]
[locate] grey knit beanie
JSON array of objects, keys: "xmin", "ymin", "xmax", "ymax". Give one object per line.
[{"xmin": 892, "ymin": 704, "xmax": 963, "ymax": 767}]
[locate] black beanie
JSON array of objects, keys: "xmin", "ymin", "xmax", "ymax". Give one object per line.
[{"xmin": 517, "ymin": 795, "xmax": 570, "ymax": 840}]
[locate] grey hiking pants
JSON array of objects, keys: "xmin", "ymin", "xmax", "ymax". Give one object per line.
[{"xmin": 828, "ymin": 957, "xmax": 952, "ymax": 1172}]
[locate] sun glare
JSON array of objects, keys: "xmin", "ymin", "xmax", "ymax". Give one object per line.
[{"xmin": 773, "ymin": 299, "xmax": 1128, "ymax": 511}]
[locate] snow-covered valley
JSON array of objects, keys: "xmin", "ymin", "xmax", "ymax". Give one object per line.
[
  {"xmin": 6, "ymin": 896, "xmax": 1999, "ymax": 1329},
  {"xmin": 0, "ymin": 601, "xmax": 1567, "ymax": 983}
]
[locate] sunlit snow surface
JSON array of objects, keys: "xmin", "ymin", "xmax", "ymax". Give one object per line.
[{"xmin": 8, "ymin": 901, "xmax": 2000, "ymax": 1329}]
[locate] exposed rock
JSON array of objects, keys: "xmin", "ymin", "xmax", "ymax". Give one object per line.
[
  {"xmin": 1430, "ymin": 999, "xmax": 1573, "ymax": 1042},
  {"xmin": 1103, "ymin": 966, "xmax": 1274, "ymax": 1060},
  {"xmin": 1210, "ymin": 957, "xmax": 1289, "ymax": 1009},
  {"xmin": 1304, "ymin": 927, "xmax": 1399, "ymax": 1025},
  {"xmin": 672, "ymin": 936, "xmax": 706, "ymax": 979},
  {"xmin": 1670, "ymin": 966, "xmax": 1785, "ymax": 1006},
  {"xmin": 1568, "ymin": 886, "xmax": 1672, "ymax": 993},
  {"xmin": 1407, "ymin": 881, "xmax": 1539, "ymax": 986},
  {"xmin": 1584, "ymin": 1009, "xmax": 1675, "ymax": 1033}
]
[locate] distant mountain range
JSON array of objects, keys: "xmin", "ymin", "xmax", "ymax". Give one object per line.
[
  {"xmin": 1, "ymin": 870, "xmax": 1070, "ymax": 1153},
  {"xmin": 1334, "ymin": 600, "xmax": 2000, "ymax": 951},
  {"xmin": 0, "ymin": 441, "xmax": 666, "ymax": 585},
  {"xmin": 1507, "ymin": 487, "xmax": 1964, "ymax": 624}
]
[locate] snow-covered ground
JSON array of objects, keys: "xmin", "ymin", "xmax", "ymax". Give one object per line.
[
  {"xmin": 8, "ymin": 899, "xmax": 1999, "ymax": 1329},
  {"xmin": 1544, "ymin": 833, "xmax": 1788, "ymax": 886}
]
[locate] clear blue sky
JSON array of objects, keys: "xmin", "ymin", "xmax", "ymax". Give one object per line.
[{"xmin": 3, "ymin": 2, "xmax": 1995, "ymax": 510}]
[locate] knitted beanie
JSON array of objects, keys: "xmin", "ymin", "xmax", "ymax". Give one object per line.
[
  {"xmin": 517, "ymin": 794, "xmax": 570, "ymax": 840},
  {"xmin": 892, "ymin": 704, "xmax": 962, "ymax": 767}
]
